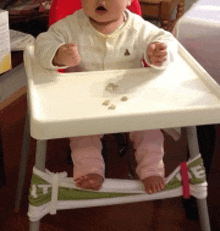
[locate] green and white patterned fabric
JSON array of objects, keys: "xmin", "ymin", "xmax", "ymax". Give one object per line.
[{"xmin": 28, "ymin": 154, "xmax": 207, "ymax": 222}]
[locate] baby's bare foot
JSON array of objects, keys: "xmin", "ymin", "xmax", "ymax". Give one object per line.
[
  {"xmin": 74, "ymin": 173, "xmax": 104, "ymax": 191},
  {"xmin": 142, "ymin": 175, "xmax": 165, "ymax": 194}
]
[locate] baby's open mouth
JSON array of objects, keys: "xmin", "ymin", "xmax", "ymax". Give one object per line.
[{"xmin": 96, "ymin": 6, "xmax": 107, "ymax": 14}]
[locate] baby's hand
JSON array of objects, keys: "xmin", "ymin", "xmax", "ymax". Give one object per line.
[
  {"xmin": 53, "ymin": 44, "xmax": 81, "ymax": 67},
  {"xmin": 147, "ymin": 42, "xmax": 167, "ymax": 67}
]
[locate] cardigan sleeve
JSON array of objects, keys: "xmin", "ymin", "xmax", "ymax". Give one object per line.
[
  {"xmin": 126, "ymin": 10, "xmax": 178, "ymax": 70},
  {"xmin": 142, "ymin": 26, "xmax": 178, "ymax": 70},
  {"xmin": 144, "ymin": 30, "xmax": 178, "ymax": 70},
  {"xmin": 129, "ymin": 13, "xmax": 178, "ymax": 70},
  {"xmin": 35, "ymin": 14, "xmax": 78, "ymax": 70}
]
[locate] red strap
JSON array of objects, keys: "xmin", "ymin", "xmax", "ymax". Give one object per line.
[{"xmin": 180, "ymin": 162, "xmax": 190, "ymax": 198}]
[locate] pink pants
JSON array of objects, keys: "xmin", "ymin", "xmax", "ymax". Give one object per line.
[{"xmin": 69, "ymin": 129, "xmax": 164, "ymax": 180}]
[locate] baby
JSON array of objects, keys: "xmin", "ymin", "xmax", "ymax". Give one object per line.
[{"xmin": 35, "ymin": 0, "xmax": 178, "ymax": 193}]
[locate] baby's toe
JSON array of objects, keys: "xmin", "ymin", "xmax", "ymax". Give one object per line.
[
  {"xmin": 156, "ymin": 182, "xmax": 164, "ymax": 191},
  {"xmin": 147, "ymin": 182, "xmax": 165, "ymax": 194},
  {"xmin": 147, "ymin": 188, "xmax": 153, "ymax": 194},
  {"xmin": 159, "ymin": 181, "xmax": 165, "ymax": 190},
  {"xmin": 81, "ymin": 180, "xmax": 93, "ymax": 189},
  {"xmin": 154, "ymin": 183, "xmax": 161, "ymax": 192}
]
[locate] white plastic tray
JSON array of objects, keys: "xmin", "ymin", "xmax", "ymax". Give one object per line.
[{"xmin": 24, "ymin": 44, "xmax": 220, "ymax": 140}]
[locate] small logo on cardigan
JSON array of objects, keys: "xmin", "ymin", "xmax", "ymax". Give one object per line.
[{"xmin": 124, "ymin": 49, "xmax": 130, "ymax": 56}]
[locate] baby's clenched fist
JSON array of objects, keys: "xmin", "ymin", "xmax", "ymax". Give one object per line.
[
  {"xmin": 147, "ymin": 42, "xmax": 167, "ymax": 67},
  {"xmin": 53, "ymin": 44, "xmax": 81, "ymax": 67}
]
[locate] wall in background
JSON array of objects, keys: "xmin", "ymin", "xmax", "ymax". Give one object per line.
[{"xmin": 184, "ymin": 0, "xmax": 198, "ymax": 13}]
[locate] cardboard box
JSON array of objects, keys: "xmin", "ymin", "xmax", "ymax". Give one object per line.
[{"xmin": 0, "ymin": 10, "xmax": 11, "ymax": 74}]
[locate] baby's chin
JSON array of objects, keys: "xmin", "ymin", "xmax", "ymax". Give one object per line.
[
  {"xmin": 89, "ymin": 15, "xmax": 122, "ymax": 25},
  {"xmin": 89, "ymin": 16, "xmax": 113, "ymax": 25}
]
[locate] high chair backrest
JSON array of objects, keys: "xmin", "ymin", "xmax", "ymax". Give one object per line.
[{"xmin": 49, "ymin": 0, "xmax": 142, "ymax": 26}]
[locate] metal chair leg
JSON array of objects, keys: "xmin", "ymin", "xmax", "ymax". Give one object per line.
[
  {"xmin": 29, "ymin": 221, "xmax": 41, "ymax": 231},
  {"xmin": 186, "ymin": 126, "xmax": 211, "ymax": 231},
  {"xmin": 33, "ymin": 140, "xmax": 47, "ymax": 170},
  {"xmin": 197, "ymin": 199, "xmax": 212, "ymax": 231},
  {"xmin": 29, "ymin": 140, "xmax": 47, "ymax": 231},
  {"xmin": 14, "ymin": 112, "xmax": 31, "ymax": 212}
]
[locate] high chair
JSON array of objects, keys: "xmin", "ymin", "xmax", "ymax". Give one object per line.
[
  {"xmin": 14, "ymin": 1, "xmax": 220, "ymax": 231},
  {"xmin": 23, "ymin": 41, "xmax": 220, "ymax": 231}
]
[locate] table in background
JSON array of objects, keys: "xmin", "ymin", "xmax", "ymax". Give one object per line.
[{"xmin": 0, "ymin": 51, "xmax": 24, "ymax": 188}]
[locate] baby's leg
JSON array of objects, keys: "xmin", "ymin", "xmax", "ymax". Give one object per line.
[
  {"xmin": 69, "ymin": 134, "xmax": 105, "ymax": 190},
  {"xmin": 129, "ymin": 130, "xmax": 165, "ymax": 193}
]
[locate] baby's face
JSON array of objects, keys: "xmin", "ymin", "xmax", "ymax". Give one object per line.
[{"xmin": 81, "ymin": 0, "xmax": 130, "ymax": 24}]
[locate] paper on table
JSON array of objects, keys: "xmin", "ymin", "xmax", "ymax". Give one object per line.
[{"xmin": 10, "ymin": 29, "xmax": 35, "ymax": 51}]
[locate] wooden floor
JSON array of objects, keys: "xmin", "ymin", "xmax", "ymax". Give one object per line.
[{"xmin": 0, "ymin": 93, "xmax": 220, "ymax": 231}]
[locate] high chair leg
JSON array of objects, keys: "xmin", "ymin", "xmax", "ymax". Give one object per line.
[
  {"xmin": 197, "ymin": 199, "xmax": 211, "ymax": 231},
  {"xmin": 29, "ymin": 140, "xmax": 47, "ymax": 231},
  {"xmin": 186, "ymin": 126, "xmax": 211, "ymax": 231},
  {"xmin": 29, "ymin": 221, "xmax": 41, "ymax": 231},
  {"xmin": 14, "ymin": 112, "xmax": 31, "ymax": 212},
  {"xmin": 33, "ymin": 140, "xmax": 47, "ymax": 170}
]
